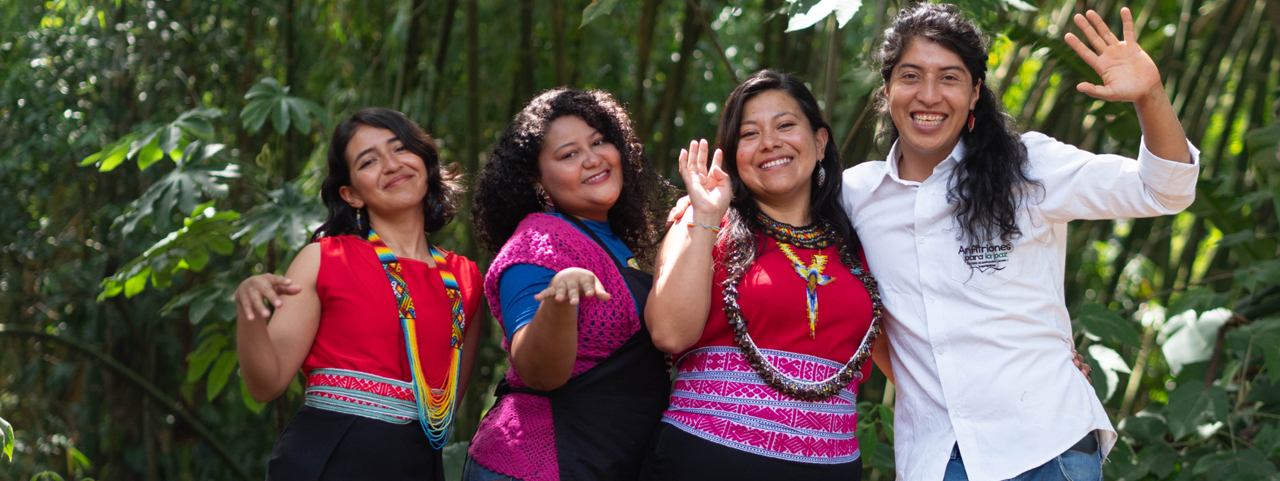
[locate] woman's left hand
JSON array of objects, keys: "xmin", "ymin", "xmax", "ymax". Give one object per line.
[
  {"xmin": 1064, "ymin": 7, "xmax": 1164, "ymax": 104},
  {"xmin": 1073, "ymin": 350, "xmax": 1093, "ymax": 381}
]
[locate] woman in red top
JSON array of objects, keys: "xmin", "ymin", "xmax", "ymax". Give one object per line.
[
  {"xmin": 642, "ymin": 71, "xmax": 889, "ymax": 479},
  {"xmin": 234, "ymin": 107, "xmax": 482, "ymax": 481}
]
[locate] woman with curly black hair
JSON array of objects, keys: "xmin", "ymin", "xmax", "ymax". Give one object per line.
[
  {"xmin": 233, "ymin": 107, "xmax": 483, "ymax": 480},
  {"xmin": 842, "ymin": 4, "xmax": 1198, "ymax": 480},
  {"xmin": 464, "ymin": 88, "xmax": 672, "ymax": 481}
]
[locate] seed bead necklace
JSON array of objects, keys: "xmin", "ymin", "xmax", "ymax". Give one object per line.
[{"xmin": 719, "ymin": 211, "xmax": 885, "ymax": 402}]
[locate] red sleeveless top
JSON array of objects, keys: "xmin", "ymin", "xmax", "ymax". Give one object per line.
[{"xmin": 303, "ymin": 235, "xmax": 482, "ymax": 383}]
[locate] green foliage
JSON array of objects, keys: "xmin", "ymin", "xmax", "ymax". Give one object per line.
[
  {"xmin": 240, "ymin": 78, "xmax": 328, "ymax": 135},
  {"xmin": 79, "ymin": 108, "xmax": 222, "ymax": 172},
  {"xmin": 1, "ymin": 415, "xmax": 12, "ymax": 462}
]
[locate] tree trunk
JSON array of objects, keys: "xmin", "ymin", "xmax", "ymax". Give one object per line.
[
  {"xmin": 650, "ymin": 0, "xmax": 705, "ymax": 177},
  {"xmin": 395, "ymin": 0, "xmax": 432, "ymax": 110},
  {"xmin": 508, "ymin": 0, "xmax": 537, "ymax": 117},
  {"xmin": 633, "ymin": 0, "xmax": 661, "ymax": 141},
  {"xmin": 551, "ymin": 0, "xmax": 568, "ymax": 85},
  {"xmin": 427, "ymin": 0, "xmax": 461, "ymax": 132}
]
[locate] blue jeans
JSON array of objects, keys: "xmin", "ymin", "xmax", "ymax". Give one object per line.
[
  {"xmin": 461, "ymin": 456, "xmax": 518, "ymax": 481},
  {"xmin": 942, "ymin": 435, "xmax": 1103, "ymax": 481}
]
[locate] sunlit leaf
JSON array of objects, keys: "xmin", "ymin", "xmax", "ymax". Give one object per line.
[
  {"xmin": 241, "ymin": 78, "xmax": 326, "ymax": 135},
  {"xmin": 579, "ymin": 0, "xmax": 621, "ymax": 27},
  {"xmin": 124, "ymin": 267, "xmax": 151, "ymax": 298},
  {"xmin": 1, "ymin": 415, "xmax": 12, "ymax": 462},
  {"xmin": 1165, "ymin": 382, "xmax": 1229, "ymax": 440},
  {"xmin": 785, "ymin": 0, "xmax": 862, "ymax": 31}
]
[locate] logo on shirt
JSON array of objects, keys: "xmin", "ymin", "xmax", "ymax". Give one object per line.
[{"xmin": 957, "ymin": 243, "xmax": 1013, "ymax": 273}]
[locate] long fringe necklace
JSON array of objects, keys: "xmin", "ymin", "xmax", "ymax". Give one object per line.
[{"xmin": 719, "ymin": 212, "xmax": 885, "ymax": 401}]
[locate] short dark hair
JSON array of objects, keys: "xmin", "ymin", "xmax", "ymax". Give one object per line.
[{"xmin": 312, "ymin": 107, "xmax": 461, "ymax": 241}]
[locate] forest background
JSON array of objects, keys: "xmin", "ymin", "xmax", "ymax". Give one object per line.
[{"xmin": 1, "ymin": 0, "xmax": 1278, "ymax": 479}]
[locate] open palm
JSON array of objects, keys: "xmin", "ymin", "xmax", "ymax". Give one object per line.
[
  {"xmin": 678, "ymin": 139, "xmax": 732, "ymax": 223},
  {"xmin": 1064, "ymin": 8, "xmax": 1164, "ymax": 103}
]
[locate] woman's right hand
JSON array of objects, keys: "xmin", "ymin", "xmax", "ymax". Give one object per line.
[
  {"xmin": 678, "ymin": 139, "xmax": 732, "ymax": 225},
  {"xmin": 535, "ymin": 267, "xmax": 611, "ymax": 305},
  {"xmin": 236, "ymin": 274, "xmax": 304, "ymax": 322}
]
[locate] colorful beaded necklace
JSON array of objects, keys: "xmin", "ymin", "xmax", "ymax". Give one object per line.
[
  {"xmin": 721, "ymin": 212, "xmax": 884, "ymax": 401},
  {"xmin": 367, "ymin": 229, "xmax": 466, "ymax": 449}
]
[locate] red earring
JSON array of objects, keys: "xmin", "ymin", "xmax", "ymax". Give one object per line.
[{"xmin": 967, "ymin": 113, "xmax": 976, "ymax": 132}]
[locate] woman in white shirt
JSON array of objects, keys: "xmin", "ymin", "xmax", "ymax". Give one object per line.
[{"xmin": 842, "ymin": 3, "xmax": 1198, "ymax": 480}]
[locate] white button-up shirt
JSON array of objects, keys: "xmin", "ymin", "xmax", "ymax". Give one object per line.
[{"xmin": 841, "ymin": 132, "xmax": 1200, "ymax": 481}]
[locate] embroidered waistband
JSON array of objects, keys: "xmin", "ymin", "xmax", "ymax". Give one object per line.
[
  {"xmin": 305, "ymin": 368, "xmax": 419, "ymax": 425},
  {"xmin": 663, "ymin": 347, "xmax": 861, "ymax": 464}
]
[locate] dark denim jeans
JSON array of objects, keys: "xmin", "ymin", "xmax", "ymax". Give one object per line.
[{"xmin": 942, "ymin": 432, "xmax": 1103, "ymax": 481}]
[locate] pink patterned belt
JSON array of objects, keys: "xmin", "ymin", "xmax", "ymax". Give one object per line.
[
  {"xmin": 305, "ymin": 368, "xmax": 419, "ymax": 424},
  {"xmin": 661, "ymin": 346, "xmax": 862, "ymax": 464}
]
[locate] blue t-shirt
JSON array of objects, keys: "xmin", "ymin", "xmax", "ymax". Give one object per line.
[{"xmin": 498, "ymin": 214, "xmax": 635, "ymax": 343}]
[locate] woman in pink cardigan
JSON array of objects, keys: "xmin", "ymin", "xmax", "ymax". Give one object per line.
[{"xmin": 464, "ymin": 88, "xmax": 672, "ymax": 481}]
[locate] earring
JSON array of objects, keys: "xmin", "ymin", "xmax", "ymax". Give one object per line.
[
  {"xmin": 534, "ymin": 184, "xmax": 554, "ymax": 213},
  {"xmin": 355, "ymin": 208, "xmax": 363, "ymax": 228},
  {"xmin": 967, "ymin": 113, "xmax": 976, "ymax": 132},
  {"xmin": 817, "ymin": 167, "xmax": 827, "ymax": 187}
]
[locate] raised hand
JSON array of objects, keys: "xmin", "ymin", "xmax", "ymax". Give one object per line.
[
  {"xmin": 1064, "ymin": 8, "xmax": 1164, "ymax": 104},
  {"xmin": 678, "ymin": 139, "xmax": 732, "ymax": 225},
  {"xmin": 235, "ymin": 274, "xmax": 304, "ymax": 321},
  {"xmin": 535, "ymin": 267, "xmax": 611, "ymax": 305}
]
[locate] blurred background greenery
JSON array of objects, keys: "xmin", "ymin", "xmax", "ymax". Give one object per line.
[{"xmin": 0, "ymin": 0, "xmax": 1277, "ymax": 479}]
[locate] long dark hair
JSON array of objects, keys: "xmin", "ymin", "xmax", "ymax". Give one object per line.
[
  {"xmin": 714, "ymin": 69, "xmax": 859, "ymax": 270},
  {"xmin": 312, "ymin": 107, "xmax": 462, "ymax": 241},
  {"xmin": 873, "ymin": 3, "xmax": 1042, "ymax": 244},
  {"xmin": 471, "ymin": 88, "xmax": 670, "ymax": 267}
]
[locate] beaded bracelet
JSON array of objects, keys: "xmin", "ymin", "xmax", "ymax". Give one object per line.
[{"xmin": 686, "ymin": 222, "xmax": 721, "ymax": 233}]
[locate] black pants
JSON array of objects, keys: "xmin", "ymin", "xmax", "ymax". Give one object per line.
[
  {"xmin": 268, "ymin": 405, "xmax": 444, "ymax": 481},
  {"xmin": 639, "ymin": 423, "xmax": 863, "ymax": 481}
]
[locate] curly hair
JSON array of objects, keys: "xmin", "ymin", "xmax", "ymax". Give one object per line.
[
  {"xmin": 873, "ymin": 3, "xmax": 1043, "ymax": 244},
  {"xmin": 713, "ymin": 69, "xmax": 860, "ymax": 274},
  {"xmin": 312, "ymin": 107, "xmax": 462, "ymax": 241},
  {"xmin": 471, "ymin": 88, "xmax": 670, "ymax": 267}
]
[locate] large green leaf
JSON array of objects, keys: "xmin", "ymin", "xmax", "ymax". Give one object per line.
[
  {"xmin": 1165, "ymin": 382, "xmax": 1229, "ymax": 440},
  {"xmin": 115, "ymin": 149, "xmax": 237, "ymax": 236},
  {"xmin": 100, "ymin": 205, "xmax": 242, "ymax": 299},
  {"xmin": 240, "ymin": 78, "xmax": 328, "ymax": 134},
  {"xmin": 80, "ymin": 108, "xmax": 223, "ymax": 171},
  {"xmin": 1235, "ymin": 260, "xmax": 1280, "ymax": 293},
  {"xmin": 186, "ymin": 333, "xmax": 228, "ymax": 383},
  {"xmin": 1192, "ymin": 449, "xmax": 1278, "ymax": 480},
  {"xmin": 1117, "ymin": 414, "xmax": 1168, "ymax": 445},
  {"xmin": 234, "ymin": 182, "xmax": 325, "ymax": 250},
  {"xmin": 1074, "ymin": 304, "xmax": 1142, "ymax": 346},
  {"xmin": 206, "ymin": 351, "xmax": 238, "ymax": 401}
]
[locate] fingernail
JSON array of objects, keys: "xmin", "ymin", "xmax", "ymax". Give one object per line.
[{"xmin": 275, "ymin": 300, "xmax": 283, "ymax": 306}]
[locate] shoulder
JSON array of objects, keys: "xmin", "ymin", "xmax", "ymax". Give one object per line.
[
  {"xmin": 498, "ymin": 213, "xmax": 582, "ymax": 256},
  {"xmin": 841, "ymin": 161, "xmax": 889, "ymax": 190},
  {"xmin": 443, "ymin": 249, "xmax": 482, "ymax": 281},
  {"xmin": 286, "ymin": 241, "xmax": 324, "ymax": 285},
  {"xmin": 1019, "ymin": 131, "xmax": 1068, "ymax": 157}
]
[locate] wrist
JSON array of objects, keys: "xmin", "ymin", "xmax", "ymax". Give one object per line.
[
  {"xmin": 1133, "ymin": 84, "xmax": 1169, "ymax": 108},
  {"xmin": 691, "ymin": 210, "xmax": 723, "ymax": 227}
]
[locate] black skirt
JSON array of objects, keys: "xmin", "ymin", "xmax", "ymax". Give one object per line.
[
  {"xmin": 268, "ymin": 405, "xmax": 444, "ymax": 481},
  {"xmin": 639, "ymin": 423, "xmax": 863, "ymax": 481}
]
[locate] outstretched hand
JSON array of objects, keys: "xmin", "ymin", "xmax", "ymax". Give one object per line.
[
  {"xmin": 235, "ymin": 274, "xmax": 303, "ymax": 322},
  {"xmin": 678, "ymin": 139, "xmax": 732, "ymax": 225},
  {"xmin": 1064, "ymin": 8, "xmax": 1164, "ymax": 104}
]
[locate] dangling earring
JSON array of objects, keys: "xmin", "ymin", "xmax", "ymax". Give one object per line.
[
  {"xmin": 355, "ymin": 208, "xmax": 363, "ymax": 229},
  {"xmin": 817, "ymin": 167, "xmax": 827, "ymax": 187},
  {"xmin": 967, "ymin": 113, "xmax": 976, "ymax": 132},
  {"xmin": 534, "ymin": 184, "xmax": 554, "ymax": 213}
]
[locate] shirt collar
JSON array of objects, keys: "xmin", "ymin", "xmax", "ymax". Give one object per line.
[{"xmin": 880, "ymin": 138, "xmax": 969, "ymax": 187}]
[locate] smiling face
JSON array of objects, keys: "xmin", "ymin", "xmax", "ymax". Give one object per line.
[
  {"xmin": 537, "ymin": 115, "xmax": 624, "ymax": 221},
  {"xmin": 734, "ymin": 89, "xmax": 829, "ymax": 207},
  {"xmin": 886, "ymin": 38, "xmax": 981, "ymax": 166},
  {"xmin": 337, "ymin": 124, "xmax": 429, "ymax": 215}
]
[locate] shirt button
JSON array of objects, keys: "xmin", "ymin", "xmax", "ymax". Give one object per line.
[
  {"xmin": 917, "ymin": 236, "xmax": 926, "ymax": 244},
  {"xmin": 928, "ymin": 296, "xmax": 937, "ymax": 303},
  {"xmin": 934, "ymin": 346, "xmax": 945, "ymax": 355}
]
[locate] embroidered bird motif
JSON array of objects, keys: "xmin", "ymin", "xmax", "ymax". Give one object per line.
[{"xmin": 779, "ymin": 244, "xmax": 834, "ymax": 338}]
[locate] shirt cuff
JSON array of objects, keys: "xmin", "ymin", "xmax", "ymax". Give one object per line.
[{"xmin": 1137, "ymin": 136, "xmax": 1200, "ymax": 198}]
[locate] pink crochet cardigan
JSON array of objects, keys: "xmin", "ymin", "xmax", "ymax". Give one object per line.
[{"xmin": 467, "ymin": 213, "xmax": 640, "ymax": 481}]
